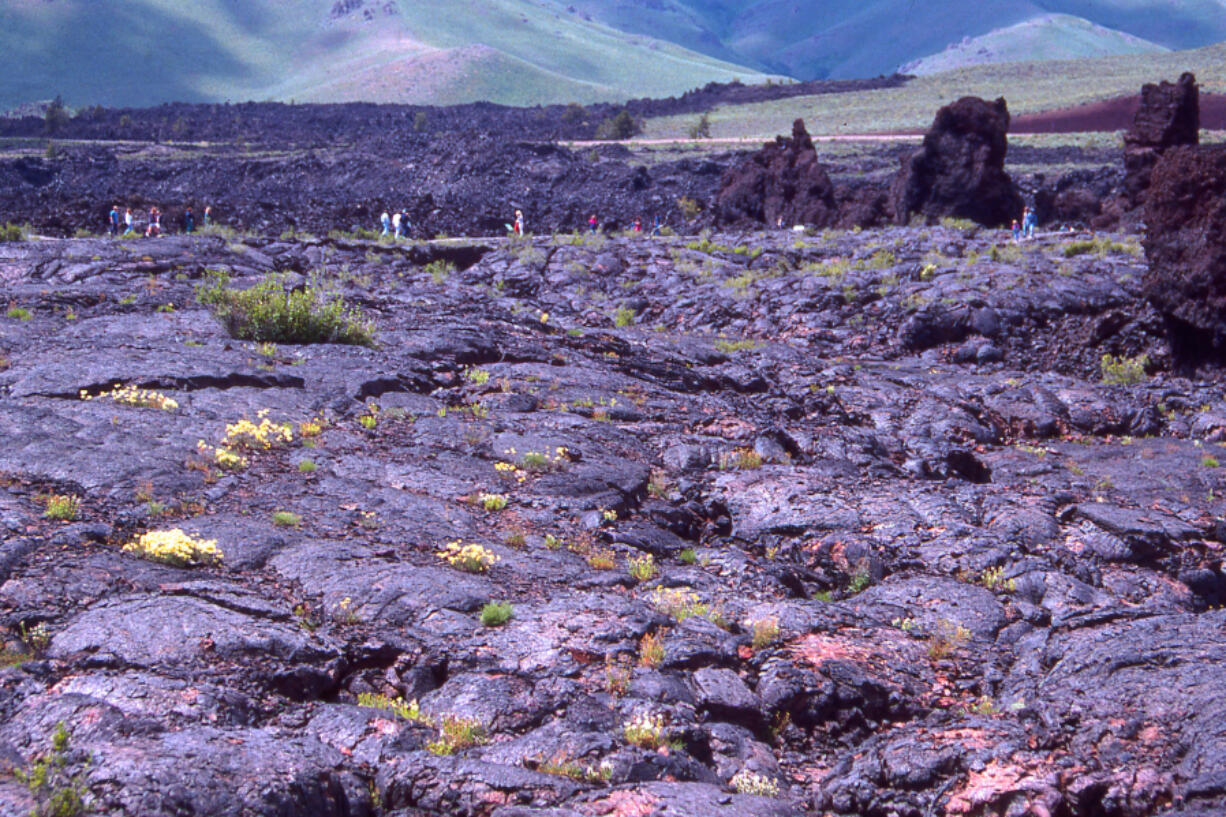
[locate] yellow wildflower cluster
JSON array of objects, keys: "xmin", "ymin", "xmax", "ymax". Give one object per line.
[
  {"xmin": 80, "ymin": 383, "xmax": 179, "ymax": 411},
  {"xmin": 299, "ymin": 417, "xmax": 325, "ymax": 438},
  {"xmin": 196, "ymin": 440, "xmax": 248, "ymax": 470},
  {"xmin": 437, "ymin": 541, "xmax": 499, "ymax": 573},
  {"xmin": 123, "ymin": 528, "xmax": 222, "ymax": 567},
  {"xmin": 494, "ymin": 461, "xmax": 528, "ymax": 483},
  {"xmin": 224, "ymin": 410, "xmax": 294, "ymax": 449},
  {"xmin": 650, "ymin": 586, "xmax": 724, "ymax": 626},
  {"xmin": 502, "ymin": 446, "xmax": 570, "ymax": 473}
]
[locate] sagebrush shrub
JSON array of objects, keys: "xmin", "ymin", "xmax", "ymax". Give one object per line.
[{"xmin": 197, "ymin": 271, "xmax": 374, "ymax": 346}]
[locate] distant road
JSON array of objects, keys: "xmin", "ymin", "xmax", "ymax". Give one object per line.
[{"xmin": 565, "ymin": 134, "xmax": 923, "ymax": 148}]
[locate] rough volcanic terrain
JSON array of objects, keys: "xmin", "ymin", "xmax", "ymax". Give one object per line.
[{"xmin": 1, "ymin": 215, "xmax": 1225, "ymax": 816}]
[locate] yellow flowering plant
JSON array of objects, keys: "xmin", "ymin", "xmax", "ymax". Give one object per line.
[{"xmin": 123, "ymin": 529, "xmax": 222, "ymax": 567}]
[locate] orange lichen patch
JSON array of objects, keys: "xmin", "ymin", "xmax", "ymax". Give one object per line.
[
  {"xmin": 370, "ymin": 717, "xmax": 399, "ymax": 736},
  {"xmin": 794, "ymin": 764, "xmax": 833, "ymax": 785},
  {"xmin": 582, "ymin": 789, "xmax": 659, "ymax": 816},
  {"xmin": 698, "ymin": 416, "xmax": 755, "ymax": 440},
  {"xmin": 945, "ymin": 760, "xmax": 1035, "ymax": 814},
  {"xmin": 926, "ymin": 727, "xmax": 993, "ymax": 751},
  {"xmin": 1138, "ymin": 724, "xmax": 1163, "ymax": 743},
  {"xmin": 791, "ymin": 633, "xmax": 878, "ymax": 666}
]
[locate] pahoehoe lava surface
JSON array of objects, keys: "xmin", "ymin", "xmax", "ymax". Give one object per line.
[{"xmin": 1, "ymin": 219, "xmax": 1224, "ymax": 816}]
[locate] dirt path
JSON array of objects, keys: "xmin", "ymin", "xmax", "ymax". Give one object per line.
[{"xmin": 565, "ymin": 134, "xmax": 923, "ymax": 148}]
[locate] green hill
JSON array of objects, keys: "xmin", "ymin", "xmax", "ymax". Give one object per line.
[
  {"xmin": 549, "ymin": 0, "xmax": 1226, "ymax": 79},
  {"xmin": 901, "ymin": 14, "xmax": 1169, "ymax": 75},
  {"xmin": 0, "ymin": 0, "xmax": 779, "ymax": 109}
]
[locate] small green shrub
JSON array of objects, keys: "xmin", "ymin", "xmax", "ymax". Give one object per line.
[
  {"xmin": 847, "ymin": 569, "xmax": 872, "ymax": 594},
  {"xmin": 297, "ymin": 459, "xmax": 317, "ymax": 473},
  {"xmin": 197, "ymin": 271, "xmax": 375, "ymax": 346},
  {"xmin": 0, "ymin": 222, "xmax": 27, "ymax": 242},
  {"xmin": 688, "ymin": 113, "xmax": 712, "ymax": 139},
  {"xmin": 424, "ymin": 259, "xmax": 454, "ymax": 283},
  {"xmin": 6, "ymin": 306, "xmax": 32, "ymax": 321},
  {"xmin": 718, "ymin": 448, "xmax": 763, "ymax": 470},
  {"xmin": 1062, "ymin": 237, "xmax": 1140, "ymax": 258},
  {"xmin": 639, "ymin": 630, "xmax": 665, "ymax": 667},
  {"xmin": 623, "ymin": 711, "xmax": 679, "ymax": 750},
  {"xmin": 480, "ymin": 493, "xmax": 508, "ymax": 512},
  {"xmin": 978, "ymin": 566, "xmax": 1016, "ymax": 592},
  {"xmin": 677, "ymin": 196, "xmax": 701, "ymax": 221},
  {"xmin": 714, "ymin": 338, "xmax": 760, "ymax": 354},
  {"xmin": 750, "ymin": 616, "xmax": 780, "ymax": 649},
  {"xmin": 1100, "ymin": 353, "xmax": 1148, "ymax": 386},
  {"xmin": 650, "ymin": 586, "xmax": 725, "ymax": 627},
  {"xmin": 480, "ymin": 601, "xmax": 513, "ymax": 627},
  {"xmin": 927, "ymin": 619, "xmax": 971, "ymax": 660},
  {"xmin": 940, "ymin": 217, "xmax": 978, "ymax": 231},
  {"xmin": 15, "ymin": 722, "xmax": 88, "ymax": 817},
  {"xmin": 43, "ymin": 494, "xmax": 80, "ymax": 521},
  {"xmin": 272, "ymin": 510, "xmax": 302, "ymax": 528},
  {"xmin": 613, "ymin": 307, "xmax": 636, "ymax": 327},
  {"xmin": 628, "ymin": 553, "xmax": 658, "ymax": 582},
  {"xmin": 427, "ymin": 715, "xmax": 487, "ymax": 755},
  {"xmin": 678, "ymin": 548, "xmax": 697, "ymax": 565},
  {"xmin": 594, "ymin": 110, "xmax": 640, "ymax": 140},
  {"xmin": 357, "ymin": 692, "xmax": 429, "ymax": 722}
]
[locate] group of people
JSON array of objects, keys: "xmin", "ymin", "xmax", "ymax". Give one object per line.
[
  {"xmin": 106, "ymin": 204, "xmax": 211, "ymax": 237},
  {"xmin": 1011, "ymin": 206, "xmax": 1038, "ymax": 241},
  {"xmin": 511, "ymin": 211, "xmax": 658, "ymax": 237},
  {"xmin": 379, "ymin": 208, "xmax": 412, "ymax": 239}
]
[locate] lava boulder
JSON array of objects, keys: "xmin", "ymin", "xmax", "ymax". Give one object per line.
[
  {"xmin": 1124, "ymin": 72, "xmax": 1200, "ymax": 205},
  {"xmin": 891, "ymin": 96, "xmax": 1021, "ymax": 227},
  {"xmin": 1142, "ymin": 144, "xmax": 1226, "ymax": 364},
  {"xmin": 714, "ymin": 118, "xmax": 837, "ymax": 228}
]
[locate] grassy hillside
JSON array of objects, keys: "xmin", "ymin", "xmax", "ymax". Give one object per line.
[
  {"xmin": 902, "ymin": 15, "xmax": 1168, "ymax": 75},
  {"xmin": 640, "ymin": 43, "xmax": 1226, "ymax": 139},
  {"xmin": 548, "ymin": 0, "xmax": 1226, "ymax": 79},
  {"xmin": 0, "ymin": 0, "xmax": 778, "ymax": 109}
]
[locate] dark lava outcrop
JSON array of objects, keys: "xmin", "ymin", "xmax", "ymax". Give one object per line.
[
  {"xmin": 714, "ymin": 119, "xmax": 837, "ymax": 228},
  {"xmin": 1143, "ymin": 143, "xmax": 1226, "ymax": 364},
  {"xmin": 0, "ymin": 217, "xmax": 1222, "ymax": 816},
  {"xmin": 1123, "ymin": 72, "xmax": 1200, "ymax": 206},
  {"xmin": 891, "ymin": 96, "xmax": 1022, "ymax": 227}
]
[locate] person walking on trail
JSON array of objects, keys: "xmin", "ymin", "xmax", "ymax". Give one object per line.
[
  {"xmin": 123, "ymin": 207, "xmax": 134, "ymax": 236},
  {"xmin": 183, "ymin": 207, "xmax": 195, "ymax": 234},
  {"xmin": 380, "ymin": 210, "xmax": 391, "ymax": 237},
  {"xmin": 108, "ymin": 205, "xmax": 120, "ymax": 236},
  {"xmin": 146, "ymin": 206, "xmax": 161, "ymax": 237},
  {"xmin": 400, "ymin": 209, "xmax": 412, "ymax": 239},
  {"xmin": 1022, "ymin": 206, "xmax": 1037, "ymax": 239},
  {"xmin": 203, "ymin": 205, "xmax": 212, "ymax": 227},
  {"xmin": 1011, "ymin": 219, "xmax": 1021, "ymax": 243},
  {"xmin": 392, "ymin": 209, "xmax": 402, "ymax": 239},
  {"xmin": 588, "ymin": 213, "xmax": 598, "ymax": 234},
  {"xmin": 513, "ymin": 209, "xmax": 525, "ymax": 236},
  {"xmin": 633, "ymin": 217, "xmax": 642, "ymax": 233}
]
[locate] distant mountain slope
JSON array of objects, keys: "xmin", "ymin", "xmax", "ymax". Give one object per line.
[
  {"xmin": 0, "ymin": 0, "xmax": 777, "ymax": 109},
  {"xmin": 901, "ymin": 14, "xmax": 1169, "ymax": 75},
  {"xmin": 551, "ymin": 0, "xmax": 1226, "ymax": 79}
]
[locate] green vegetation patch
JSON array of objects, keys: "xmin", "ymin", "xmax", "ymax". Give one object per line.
[{"xmin": 197, "ymin": 271, "xmax": 375, "ymax": 346}]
